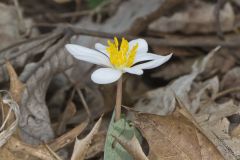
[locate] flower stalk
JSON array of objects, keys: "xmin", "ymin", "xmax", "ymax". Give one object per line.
[{"xmin": 115, "ymin": 77, "xmax": 122, "ymax": 121}]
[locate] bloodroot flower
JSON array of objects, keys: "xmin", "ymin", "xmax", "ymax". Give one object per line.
[{"xmin": 65, "ymin": 37, "xmax": 172, "ymax": 84}]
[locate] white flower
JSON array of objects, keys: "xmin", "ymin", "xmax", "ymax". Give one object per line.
[{"xmin": 65, "ymin": 37, "xmax": 172, "ymax": 84}]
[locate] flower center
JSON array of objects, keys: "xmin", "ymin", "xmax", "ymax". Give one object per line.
[{"xmin": 106, "ymin": 37, "xmax": 138, "ymax": 69}]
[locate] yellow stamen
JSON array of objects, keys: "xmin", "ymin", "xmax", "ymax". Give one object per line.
[{"xmin": 106, "ymin": 37, "xmax": 138, "ymax": 69}]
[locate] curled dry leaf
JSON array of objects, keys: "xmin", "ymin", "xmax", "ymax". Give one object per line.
[
  {"xmin": 134, "ymin": 111, "xmax": 224, "ymax": 160},
  {"xmin": 113, "ymin": 134, "xmax": 149, "ymax": 160},
  {"xmin": 71, "ymin": 116, "xmax": 102, "ymax": 160},
  {"xmin": 6, "ymin": 61, "xmax": 25, "ymax": 104},
  {"xmin": 19, "ymin": 35, "xmax": 72, "ymax": 144}
]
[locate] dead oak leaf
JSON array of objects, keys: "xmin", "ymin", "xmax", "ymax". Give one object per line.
[{"xmin": 134, "ymin": 112, "xmax": 224, "ymax": 160}]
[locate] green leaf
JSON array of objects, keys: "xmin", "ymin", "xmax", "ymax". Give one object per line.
[
  {"xmin": 87, "ymin": 0, "xmax": 105, "ymax": 9},
  {"xmin": 104, "ymin": 113, "xmax": 141, "ymax": 160}
]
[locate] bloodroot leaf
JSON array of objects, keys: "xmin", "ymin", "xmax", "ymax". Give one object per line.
[
  {"xmin": 134, "ymin": 112, "xmax": 224, "ymax": 160},
  {"xmin": 104, "ymin": 113, "xmax": 141, "ymax": 160}
]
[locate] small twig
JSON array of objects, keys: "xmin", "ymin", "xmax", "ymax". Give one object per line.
[
  {"xmin": 115, "ymin": 77, "xmax": 122, "ymax": 121},
  {"xmin": 49, "ymin": 119, "xmax": 89, "ymax": 151},
  {"xmin": 0, "ymin": 32, "xmax": 52, "ymax": 54},
  {"xmin": 0, "ymin": 91, "xmax": 20, "ymax": 147},
  {"xmin": 63, "ymin": 72, "xmax": 92, "ymax": 119},
  {"xmin": 58, "ymin": 10, "xmax": 92, "ymax": 18},
  {"xmin": 70, "ymin": 0, "xmax": 83, "ymax": 22},
  {"xmin": 0, "ymin": 99, "xmax": 5, "ymax": 125},
  {"xmin": 212, "ymin": 87, "xmax": 240, "ymax": 101},
  {"xmin": 44, "ymin": 144, "xmax": 63, "ymax": 160},
  {"xmin": 76, "ymin": 88, "xmax": 92, "ymax": 119},
  {"xmin": 33, "ymin": 22, "xmax": 134, "ymax": 40},
  {"xmin": 33, "ymin": 23, "xmax": 240, "ymax": 47},
  {"xmin": 57, "ymin": 91, "xmax": 77, "ymax": 135},
  {"xmin": 0, "ymin": 107, "xmax": 12, "ymax": 131}
]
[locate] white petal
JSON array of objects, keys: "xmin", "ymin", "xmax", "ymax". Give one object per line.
[
  {"xmin": 132, "ymin": 53, "xmax": 172, "ymax": 70},
  {"xmin": 65, "ymin": 44, "xmax": 111, "ymax": 67},
  {"xmin": 95, "ymin": 43, "xmax": 109, "ymax": 57},
  {"xmin": 134, "ymin": 52, "xmax": 164, "ymax": 64},
  {"xmin": 123, "ymin": 68, "xmax": 143, "ymax": 75},
  {"xmin": 129, "ymin": 39, "xmax": 148, "ymax": 53},
  {"xmin": 91, "ymin": 68, "xmax": 122, "ymax": 84}
]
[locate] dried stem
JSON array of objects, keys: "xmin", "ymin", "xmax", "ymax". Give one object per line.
[
  {"xmin": 115, "ymin": 77, "xmax": 122, "ymax": 121},
  {"xmin": 76, "ymin": 89, "xmax": 92, "ymax": 119},
  {"xmin": 212, "ymin": 87, "xmax": 240, "ymax": 101}
]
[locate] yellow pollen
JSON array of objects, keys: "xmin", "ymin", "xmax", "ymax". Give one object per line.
[{"xmin": 106, "ymin": 37, "xmax": 138, "ymax": 69}]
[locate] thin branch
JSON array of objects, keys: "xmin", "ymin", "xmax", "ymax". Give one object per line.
[
  {"xmin": 44, "ymin": 144, "xmax": 63, "ymax": 160},
  {"xmin": 34, "ymin": 23, "xmax": 240, "ymax": 47},
  {"xmin": 76, "ymin": 89, "xmax": 92, "ymax": 119},
  {"xmin": 58, "ymin": 10, "xmax": 92, "ymax": 18},
  {"xmin": 49, "ymin": 119, "xmax": 89, "ymax": 151},
  {"xmin": 7, "ymin": 137, "xmax": 55, "ymax": 160},
  {"xmin": 63, "ymin": 72, "xmax": 92, "ymax": 119},
  {"xmin": 212, "ymin": 87, "xmax": 240, "ymax": 101}
]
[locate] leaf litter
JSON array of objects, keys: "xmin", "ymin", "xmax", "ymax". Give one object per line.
[{"xmin": 0, "ymin": 0, "xmax": 240, "ymax": 160}]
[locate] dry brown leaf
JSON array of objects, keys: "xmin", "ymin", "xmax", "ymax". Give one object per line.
[
  {"xmin": 113, "ymin": 134, "xmax": 149, "ymax": 160},
  {"xmin": 6, "ymin": 137, "xmax": 57, "ymax": 160},
  {"xmin": 134, "ymin": 111, "xmax": 224, "ymax": 160},
  {"xmin": 190, "ymin": 76, "xmax": 220, "ymax": 113},
  {"xmin": 71, "ymin": 116, "xmax": 102, "ymax": 160},
  {"xmin": 151, "ymin": 57, "xmax": 196, "ymax": 81},
  {"xmin": 6, "ymin": 61, "xmax": 25, "ymax": 104},
  {"xmin": 196, "ymin": 100, "xmax": 239, "ymax": 126},
  {"xmin": 19, "ymin": 35, "xmax": 70, "ymax": 144},
  {"xmin": 149, "ymin": 1, "xmax": 234, "ymax": 34},
  {"xmin": 133, "ymin": 46, "xmax": 221, "ymax": 116},
  {"xmin": 195, "ymin": 100, "xmax": 240, "ymax": 159},
  {"xmin": 0, "ymin": 2, "xmax": 36, "ymax": 50},
  {"xmin": 220, "ymin": 67, "xmax": 240, "ymax": 101}
]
